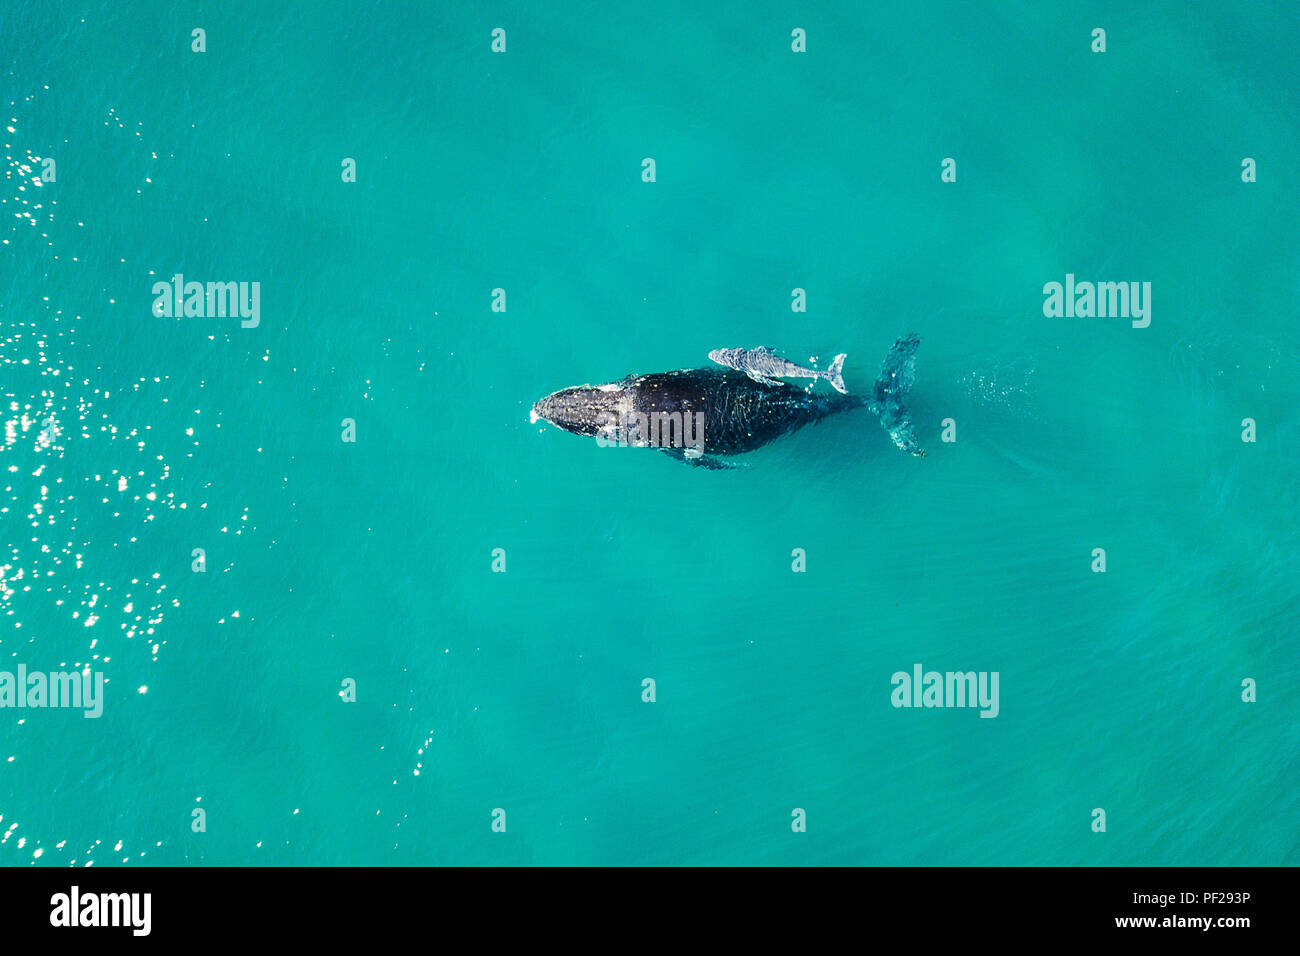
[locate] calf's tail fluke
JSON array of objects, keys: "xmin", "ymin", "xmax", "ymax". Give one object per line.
[
  {"xmin": 871, "ymin": 334, "xmax": 924, "ymax": 457},
  {"xmin": 825, "ymin": 353, "xmax": 847, "ymax": 394}
]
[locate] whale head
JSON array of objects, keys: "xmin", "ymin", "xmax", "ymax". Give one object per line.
[{"xmin": 531, "ymin": 383, "xmax": 625, "ymax": 437}]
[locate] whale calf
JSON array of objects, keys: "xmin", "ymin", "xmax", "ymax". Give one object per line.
[
  {"xmin": 708, "ymin": 346, "xmax": 848, "ymax": 393},
  {"xmin": 531, "ymin": 335, "xmax": 924, "ymax": 468}
]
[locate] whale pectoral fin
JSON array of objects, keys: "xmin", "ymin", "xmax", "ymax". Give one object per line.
[
  {"xmin": 745, "ymin": 370, "xmax": 784, "ymax": 387},
  {"xmin": 691, "ymin": 455, "xmax": 739, "ymax": 470},
  {"xmin": 661, "ymin": 448, "xmax": 737, "ymax": 470}
]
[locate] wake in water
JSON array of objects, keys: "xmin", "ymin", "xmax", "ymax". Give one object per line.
[{"xmin": 958, "ymin": 361, "xmax": 1038, "ymax": 421}]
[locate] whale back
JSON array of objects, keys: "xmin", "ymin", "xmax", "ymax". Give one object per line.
[{"xmin": 628, "ymin": 367, "xmax": 862, "ymax": 456}]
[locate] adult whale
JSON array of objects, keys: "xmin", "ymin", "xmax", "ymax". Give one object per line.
[{"xmin": 531, "ymin": 334, "xmax": 925, "ymax": 468}]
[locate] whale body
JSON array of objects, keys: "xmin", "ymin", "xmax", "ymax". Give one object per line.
[
  {"xmin": 531, "ymin": 334, "xmax": 924, "ymax": 468},
  {"xmin": 708, "ymin": 346, "xmax": 848, "ymax": 393}
]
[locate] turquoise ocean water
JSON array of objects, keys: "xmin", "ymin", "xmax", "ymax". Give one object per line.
[{"xmin": 1, "ymin": 1, "xmax": 1297, "ymax": 866}]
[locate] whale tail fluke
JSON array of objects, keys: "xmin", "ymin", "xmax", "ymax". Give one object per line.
[
  {"xmin": 825, "ymin": 353, "xmax": 847, "ymax": 394},
  {"xmin": 871, "ymin": 334, "xmax": 924, "ymax": 457}
]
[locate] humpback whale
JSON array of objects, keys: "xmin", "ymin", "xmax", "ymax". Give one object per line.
[
  {"xmin": 707, "ymin": 346, "xmax": 848, "ymax": 393},
  {"xmin": 531, "ymin": 334, "xmax": 924, "ymax": 468}
]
